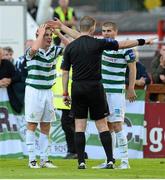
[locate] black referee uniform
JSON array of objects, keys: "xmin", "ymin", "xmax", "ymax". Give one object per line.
[
  {"xmin": 62, "ymin": 35, "xmax": 119, "ymax": 120},
  {"xmin": 61, "ymin": 35, "xmax": 119, "ymax": 168}
]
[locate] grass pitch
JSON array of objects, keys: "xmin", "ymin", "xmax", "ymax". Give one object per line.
[{"xmin": 0, "ymin": 158, "xmax": 165, "ymax": 179}]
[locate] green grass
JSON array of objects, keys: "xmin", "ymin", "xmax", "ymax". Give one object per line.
[{"xmin": 0, "ymin": 158, "xmax": 165, "ymax": 179}]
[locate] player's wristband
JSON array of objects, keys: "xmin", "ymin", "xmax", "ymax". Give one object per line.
[
  {"xmin": 63, "ymin": 92, "xmax": 69, "ymax": 96},
  {"xmin": 137, "ymin": 39, "xmax": 145, "ymax": 46}
]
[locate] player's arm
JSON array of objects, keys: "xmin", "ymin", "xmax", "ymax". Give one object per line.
[
  {"xmin": 62, "ymin": 48, "xmax": 70, "ymax": 94},
  {"xmin": 64, "ymin": 10, "xmax": 77, "ymax": 27},
  {"xmin": 62, "ymin": 70, "xmax": 69, "ymax": 94},
  {"xmin": 46, "ymin": 19, "xmax": 80, "ymax": 39},
  {"xmin": 61, "ymin": 46, "xmax": 72, "ymax": 106},
  {"xmin": 99, "ymin": 38, "xmax": 155, "ymax": 52},
  {"xmin": 118, "ymin": 38, "xmax": 156, "ymax": 49},
  {"xmin": 127, "ymin": 61, "xmax": 137, "ymax": 102},
  {"xmin": 59, "ymin": 19, "xmax": 80, "ymax": 39},
  {"xmin": 54, "ymin": 29, "xmax": 71, "ymax": 46},
  {"xmin": 62, "ymin": 70, "xmax": 71, "ymax": 106},
  {"xmin": 29, "ymin": 24, "xmax": 46, "ymax": 57}
]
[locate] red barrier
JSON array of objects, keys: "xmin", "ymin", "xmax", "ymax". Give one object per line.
[
  {"xmin": 157, "ymin": 20, "xmax": 165, "ymax": 49},
  {"xmin": 144, "ymin": 102, "xmax": 165, "ymax": 158}
]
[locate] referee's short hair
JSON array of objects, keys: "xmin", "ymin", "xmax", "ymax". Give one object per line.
[
  {"xmin": 80, "ymin": 16, "xmax": 96, "ymax": 32},
  {"xmin": 102, "ymin": 21, "xmax": 118, "ymax": 31}
]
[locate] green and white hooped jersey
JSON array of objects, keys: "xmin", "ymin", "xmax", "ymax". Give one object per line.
[
  {"xmin": 102, "ymin": 48, "xmax": 135, "ymax": 93},
  {"xmin": 25, "ymin": 45, "xmax": 63, "ymax": 89}
]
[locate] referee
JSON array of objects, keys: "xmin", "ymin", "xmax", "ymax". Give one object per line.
[{"xmin": 47, "ymin": 16, "xmax": 154, "ymax": 169}]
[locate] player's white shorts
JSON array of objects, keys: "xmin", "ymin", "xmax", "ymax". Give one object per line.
[
  {"xmin": 25, "ymin": 85, "xmax": 55, "ymax": 123},
  {"xmin": 106, "ymin": 93, "xmax": 125, "ymax": 123}
]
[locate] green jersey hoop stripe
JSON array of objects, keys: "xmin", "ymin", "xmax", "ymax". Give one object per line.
[
  {"xmin": 103, "ymin": 51, "xmax": 124, "ymax": 58},
  {"xmin": 102, "ymin": 60, "xmax": 127, "ymax": 68},
  {"xmin": 25, "ymin": 45, "xmax": 62, "ymax": 89},
  {"xmin": 102, "ymin": 79, "xmax": 125, "ymax": 84},
  {"xmin": 28, "ymin": 69, "xmax": 56, "ymax": 77},
  {"xmin": 26, "ymin": 78, "xmax": 55, "ymax": 85},
  {"xmin": 27, "ymin": 65, "xmax": 56, "ymax": 72},
  {"xmin": 28, "ymin": 74, "xmax": 55, "ymax": 81}
]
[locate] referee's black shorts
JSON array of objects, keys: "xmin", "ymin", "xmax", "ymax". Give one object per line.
[{"xmin": 71, "ymin": 80, "xmax": 109, "ymax": 120}]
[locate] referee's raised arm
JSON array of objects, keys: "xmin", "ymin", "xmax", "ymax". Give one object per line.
[
  {"xmin": 117, "ymin": 38, "xmax": 156, "ymax": 49},
  {"xmin": 98, "ymin": 37, "xmax": 156, "ymax": 51}
]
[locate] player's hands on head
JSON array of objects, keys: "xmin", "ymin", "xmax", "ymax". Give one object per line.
[{"xmin": 36, "ymin": 24, "xmax": 47, "ymax": 36}]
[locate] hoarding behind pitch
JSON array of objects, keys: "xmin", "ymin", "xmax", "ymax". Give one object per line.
[{"xmin": 144, "ymin": 102, "xmax": 165, "ymax": 158}]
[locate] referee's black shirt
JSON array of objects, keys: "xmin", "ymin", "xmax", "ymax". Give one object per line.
[{"xmin": 61, "ymin": 35, "xmax": 119, "ymax": 81}]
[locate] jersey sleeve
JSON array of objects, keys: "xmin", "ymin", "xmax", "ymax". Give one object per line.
[
  {"xmin": 124, "ymin": 49, "xmax": 136, "ymax": 63},
  {"xmin": 98, "ymin": 39, "xmax": 119, "ymax": 51}
]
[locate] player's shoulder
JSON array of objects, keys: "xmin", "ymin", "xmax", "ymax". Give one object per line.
[{"xmin": 65, "ymin": 38, "xmax": 80, "ymax": 49}]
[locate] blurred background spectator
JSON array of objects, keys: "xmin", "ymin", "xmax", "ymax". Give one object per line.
[
  {"xmin": 52, "ymin": 0, "xmax": 77, "ymax": 45},
  {"xmin": 53, "ymin": 0, "xmax": 77, "ymax": 28},
  {"xmin": 27, "ymin": 0, "xmax": 38, "ymax": 20},
  {"xmin": 14, "ymin": 39, "xmax": 34, "ymax": 107},
  {"xmin": 2, "ymin": 47, "xmax": 14, "ymax": 64},
  {"xmin": 151, "ymin": 45, "xmax": 165, "ymax": 102},
  {"xmin": 151, "ymin": 45, "xmax": 165, "ymax": 83},
  {"xmin": 0, "ymin": 47, "xmax": 22, "ymax": 113},
  {"xmin": 0, "ymin": 47, "xmax": 13, "ymax": 89}
]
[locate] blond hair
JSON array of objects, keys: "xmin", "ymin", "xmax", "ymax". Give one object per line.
[{"xmin": 80, "ymin": 16, "xmax": 96, "ymax": 32}]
